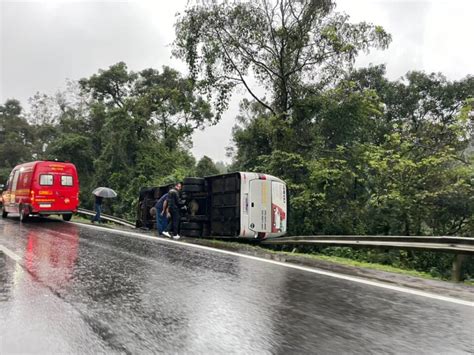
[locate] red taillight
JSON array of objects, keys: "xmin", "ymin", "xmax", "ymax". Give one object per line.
[
  {"xmin": 30, "ymin": 190, "xmax": 35, "ymax": 203},
  {"xmin": 258, "ymin": 174, "xmax": 267, "ymax": 180}
]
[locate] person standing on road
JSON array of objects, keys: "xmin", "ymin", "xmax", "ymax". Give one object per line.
[
  {"xmin": 92, "ymin": 195, "xmax": 103, "ymax": 223},
  {"xmin": 155, "ymin": 191, "xmax": 169, "ymax": 235},
  {"xmin": 163, "ymin": 182, "xmax": 182, "ymax": 240}
]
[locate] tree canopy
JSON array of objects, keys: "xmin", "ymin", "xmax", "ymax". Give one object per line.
[
  {"xmin": 174, "ymin": 0, "xmax": 391, "ymax": 118},
  {"xmin": 1, "ymin": 0, "xmax": 472, "ymax": 280}
]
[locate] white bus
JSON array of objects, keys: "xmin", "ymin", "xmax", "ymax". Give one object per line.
[{"xmin": 136, "ymin": 172, "xmax": 288, "ymax": 239}]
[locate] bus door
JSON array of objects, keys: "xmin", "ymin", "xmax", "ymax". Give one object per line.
[{"xmin": 248, "ymin": 179, "xmax": 272, "ymax": 233}]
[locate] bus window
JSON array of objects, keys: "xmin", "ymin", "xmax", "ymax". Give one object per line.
[{"xmin": 39, "ymin": 174, "xmax": 54, "ymax": 186}]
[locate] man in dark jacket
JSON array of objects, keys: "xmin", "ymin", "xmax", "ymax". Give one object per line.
[{"xmin": 163, "ymin": 182, "xmax": 182, "ymax": 239}]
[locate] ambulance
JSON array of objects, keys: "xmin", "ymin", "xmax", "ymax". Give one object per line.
[{"xmin": 1, "ymin": 161, "xmax": 80, "ymax": 222}]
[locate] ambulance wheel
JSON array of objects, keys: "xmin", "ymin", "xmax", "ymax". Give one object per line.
[
  {"xmin": 19, "ymin": 205, "xmax": 29, "ymax": 222},
  {"xmin": 1, "ymin": 205, "xmax": 7, "ymax": 218},
  {"xmin": 62, "ymin": 214, "xmax": 72, "ymax": 221}
]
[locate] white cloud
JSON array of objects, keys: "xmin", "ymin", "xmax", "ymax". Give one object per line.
[{"xmin": 1, "ymin": 0, "xmax": 473, "ymax": 163}]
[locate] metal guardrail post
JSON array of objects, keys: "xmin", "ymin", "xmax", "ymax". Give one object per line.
[{"xmin": 451, "ymin": 254, "xmax": 466, "ymax": 282}]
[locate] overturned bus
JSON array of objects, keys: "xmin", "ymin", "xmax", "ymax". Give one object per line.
[{"xmin": 136, "ymin": 172, "xmax": 287, "ymax": 240}]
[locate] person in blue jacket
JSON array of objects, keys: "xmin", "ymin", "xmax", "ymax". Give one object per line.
[{"xmin": 154, "ymin": 190, "xmax": 169, "ymax": 235}]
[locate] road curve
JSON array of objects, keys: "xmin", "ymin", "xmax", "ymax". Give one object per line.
[{"xmin": 0, "ymin": 217, "xmax": 473, "ymax": 354}]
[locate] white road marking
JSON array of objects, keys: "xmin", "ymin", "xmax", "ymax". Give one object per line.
[
  {"xmin": 73, "ymin": 222, "xmax": 474, "ymax": 307},
  {"xmin": 0, "ymin": 244, "xmax": 21, "ymax": 263}
]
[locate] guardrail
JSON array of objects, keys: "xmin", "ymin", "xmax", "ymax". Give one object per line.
[
  {"xmin": 261, "ymin": 235, "xmax": 474, "ymax": 254},
  {"xmin": 261, "ymin": 235, "xmax": 473, "ymax": 282},
  {"xmin": 76, "ymin": 208, "xmax": 136, "ymax": 228}
]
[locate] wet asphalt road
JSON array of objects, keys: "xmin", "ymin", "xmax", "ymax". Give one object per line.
[{"xmin": 0, "ymin": 217, "xmax": 473, "ymax": 354}]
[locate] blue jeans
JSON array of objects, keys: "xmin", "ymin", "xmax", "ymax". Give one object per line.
[
  {"xmin": 92, "ymin": 203, "xmax": 101, "ymax": 222},
  {"xmin": 156, "ymin": 212, "xmax": 168, "ymax": 234}
]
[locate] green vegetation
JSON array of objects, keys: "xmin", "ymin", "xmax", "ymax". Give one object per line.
[
  {"xmin": 0, "ymin": 64, "xmax": 227, "ymax": 219},
  {"xmin": 0, "ymin": 0, "xmax": 472, "ymax": 280}
]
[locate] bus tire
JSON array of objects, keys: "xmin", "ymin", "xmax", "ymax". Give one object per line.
[
  {"xmin": 181, "ymin": 229, "xmax": 201, "ymax": 237},
  {"xmin": 187, "ymin": 215, "xmax": 208, "ymax": 222},
  {"xmin": 180, "ymin": 222, "xmax": 202, "ymax": 230},
  {"xmin": 182, "ymin": 184, "xmax": 204, "ymax": 193},
  {"xmin": 19, "ymin": 205, "xmax": 29, "ymax": 222},
  {"xmin": 62, "ymin": 214, "xmax": 72, "ymax": 221},
  {"xmin": 183, "ymin": 177, "xmax": 205, "ymax": 185},
  {"xmin": 1, "ymin": 206, "xmax": 7, "ymax": 218}
]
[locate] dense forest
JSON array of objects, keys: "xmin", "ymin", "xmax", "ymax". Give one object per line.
[{"xmin": 1, "ymin": 0, "xmax": 473, "ymax": 279}]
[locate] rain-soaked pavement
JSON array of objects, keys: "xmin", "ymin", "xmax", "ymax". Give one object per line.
[{"xmin": 0, "ymin": 217, "xmax": 473, "ymax": 354}]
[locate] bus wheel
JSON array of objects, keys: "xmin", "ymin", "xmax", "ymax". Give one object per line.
[
  {"xmin": 1, "ymin": 205, "xmax": 7, "ymax": 218},
  {"xmin": 19, "ymin": 205, "xmax": 29, "ymax": 222},
  {"xmin": 180, "ymin": 222, "xmax": 202, "ymax": 237},
  {"xmin": 62, "ymin": 214, "xmax": 72, "ymax": 221}
]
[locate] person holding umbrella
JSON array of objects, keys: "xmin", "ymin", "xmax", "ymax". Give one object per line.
[{"xmin": 91, "ymin": 187, "xmax": 117, "ymax": 223}]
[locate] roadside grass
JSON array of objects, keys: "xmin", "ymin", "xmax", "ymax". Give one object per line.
[
  {"xmin": 280, "ymin": 251, "xmax": 436, "ymax": 280},
  {"xmin": 72, "ymin": 215, "xmax": 92, "ymax": 224},
  {"xmin": 201, "ymin": 239, "xmax": 472, "ymax": 285},
  {"xmin": 71, "ymin": 214, "xmax": 115, "ymax": 229}
]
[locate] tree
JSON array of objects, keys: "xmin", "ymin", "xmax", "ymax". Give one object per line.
[
  {"xmin": 79, "ymin": 62, "xmax": 135, "ymax": 108},
  {"xmin": 134, "ymin": 66, "xmax": 213, "ymax": 150},
  {"xmin": 79, "ymin": 62, "xmax": 209, "ymax": 216},
  {"xmin": 230, "ymin": 64, "xmax": 474, "ymax": 239},
  {"xmin": 80, "ymin": 63, "xmax": 214, "ymax": 151},
  {"xmin": 0, "ymin": 100, "xmax": 33, "ymax": 180},
  {"xmin": 195, "ymin": 156, "xmax": 220, "ymax": 177},
  {"xmin": 174, "ymin": 0, "xmax": 391, "ymax": 119}
]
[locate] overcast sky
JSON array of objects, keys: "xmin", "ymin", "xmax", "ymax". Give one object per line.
[{"xmin": 1, "ymin": 0, "xmax": 473, "ymax": 163}]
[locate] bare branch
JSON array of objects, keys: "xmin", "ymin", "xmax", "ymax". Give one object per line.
[{"xmin": 214, "ymin": 28, "xmax": 276, "ymax": 115}]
